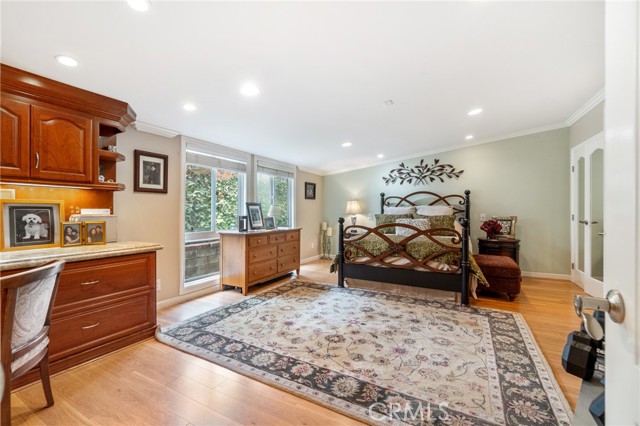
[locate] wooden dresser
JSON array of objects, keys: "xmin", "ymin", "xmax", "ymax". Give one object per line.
[
  {"xmin": 0, "ymin": 242, "xmax": 161, "ymax": 388},
  {"xmin": 220, "ymin": 228, "xmax": 301, "ymax": 295},
  {"xmin": 478, "ymin": 237, "xmax": 521, "ymax": 265}
]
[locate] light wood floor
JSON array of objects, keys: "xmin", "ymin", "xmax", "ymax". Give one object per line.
[{"xmin": 9, "ymin": 260, "xmax": 585, "ymax": 425}]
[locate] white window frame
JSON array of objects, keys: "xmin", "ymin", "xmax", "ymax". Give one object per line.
[{"xmin": 254, "ymin": 156, "xmax": 297, "ymax": 227}]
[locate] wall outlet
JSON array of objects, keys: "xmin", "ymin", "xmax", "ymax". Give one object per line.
[
  {"xmin": 480, "ymin": 214, "xmax": 486, "ymax": 221},
  {"xmin": 156, "ymin": 279, "xmax": 161, "ymax": 291},
  {"xmin": 311, "ymin": 242, "xmax": 315, "ymax": 249}
]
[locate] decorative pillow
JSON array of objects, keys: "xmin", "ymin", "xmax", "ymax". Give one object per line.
[
  {"xmin": 395, "ymin": 218, "xmax": 429, "ymax": 236},
  {"xmin": 415, "ymin": 205, "xmax": 454, "ymax": 216},
  {"xmin": 374, "ymin": 214, "xmax": 413, "ymax": 234},
  {"xmin": 383, "ymin": 206, "xmax": 416, "ymax": 215}
]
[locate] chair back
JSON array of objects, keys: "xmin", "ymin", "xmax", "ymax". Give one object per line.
[{"xmin": 1, "ymin": 260, "xmax": 65, "ymax": 378}]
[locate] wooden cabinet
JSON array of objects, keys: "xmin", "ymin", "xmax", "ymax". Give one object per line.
[
  {"xmin": 12, "ymin": 251, "xmax": 157, "ymax": 388},
  {"xmin": 220, "ymin": 229, "xmax": 301, "ymax": 295},
  {"xmin": 478, "ymin": 238, "xmax": 521, "ymax": 264},
  {"xmin": 0, "ymin": 64, "xmax": 135, "ymax": 190}
]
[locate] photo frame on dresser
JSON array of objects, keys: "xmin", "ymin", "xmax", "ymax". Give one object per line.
[
  {"xmin": 61, "ymin": 222, "xmax": 83, "ymax": 247},
  {"xmin": 0, "ymin": 199, "xmax": 64, "ymax": 251},
  {"xmin": 492, "ymin": 216, "xmax": 517, "ymax": 239},
  {"xmin": 246, "ymin": 202, "xmax": 264, "ymax": 230},
  {"xmin": 84, "ymin": 221, "xmax": 107, "ymax": 245}
]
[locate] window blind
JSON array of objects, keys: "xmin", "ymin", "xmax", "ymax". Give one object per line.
[{"xmin": 256, "ymin": 158, "xmax": 295, "ymax": 179}]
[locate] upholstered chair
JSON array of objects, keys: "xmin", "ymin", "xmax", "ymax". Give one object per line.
[{"xmin": 1, "ymin": 260, "xmax": 65, "ymax": 425}]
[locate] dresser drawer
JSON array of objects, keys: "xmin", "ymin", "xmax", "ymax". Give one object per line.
[
  {"xmin": 286, "ymin": 231, "xmax": 300, "ymax": 242},
  {"xmin": 248, "ymin": 260, "xmax": 277, "ymax": 282},
  {"xmin": 269, "ymin": 233, "xmax": 286, "ymax": 244},
  {"xmin": 54, "ymin": 255, "xmax": 151, "ymax": 309},
  {"xmin": 278, "ymin": 241, "xmax": 299, "ymax": 256},
  {"xmin": 278, "ymin": 255, "xmax": 300, "ymax": 273},
  {"xmin": 49, "ymin": 294, "xmax": 153, "ymax": 361},
  {"xmin": 248, "ymin": 245, "xmax": 277, "ymax": 264},
  {"xmin": 248, "ymin": 235, "xmax": 269, "ymax": 247}
]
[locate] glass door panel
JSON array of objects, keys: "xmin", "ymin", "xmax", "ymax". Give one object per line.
[
  {"xmin": 590, "ymin": 148, "xmax": 604, "ymax": 282},
  {"xmin": 578, "ymin": 157, "xmax": 586, "ymax": 272}
]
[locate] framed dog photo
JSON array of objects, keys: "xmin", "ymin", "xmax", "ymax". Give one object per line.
[
  {"xmin": 134, "ymin": 149, "xmax": 168, "ymax": 194},
  {"xmin": 61, "ymin": 222, "xmax": 83, "ymax": 247},
  {"xmin": 0, "ymin": 199, "xmax": 64, "ymax": 251},
  {"xmin": 84, "ymin": 221, "xmax": 107, "ymax": 245}
]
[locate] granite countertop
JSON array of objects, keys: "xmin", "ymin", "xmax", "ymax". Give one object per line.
[{"xmin": 0, "ymin": 241, "xmax": 164, "ymax": 271}]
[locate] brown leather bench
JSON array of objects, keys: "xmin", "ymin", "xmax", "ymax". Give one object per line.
[{"xmin": 473, "ymin": 254, "xmax": 521, "ymax": 301}]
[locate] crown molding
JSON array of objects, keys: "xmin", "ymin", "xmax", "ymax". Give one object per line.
[
  {"xmin": 565, "ymin": 88, "xmax": 605, "ymax": 126},
  {"xmin": 133, "ymin": 121, "xmax": 180, "ymax": 139},
  {"xmin": 297, "ymin": 165, "xmax": 327, "ymax": 176}
]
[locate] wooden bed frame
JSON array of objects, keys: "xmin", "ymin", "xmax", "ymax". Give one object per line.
[{"xmin": 337, "ymin": 190, "xmax": 471, "ymax": 305}]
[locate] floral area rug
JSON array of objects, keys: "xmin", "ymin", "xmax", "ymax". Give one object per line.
[{"xmin": 156, "ymin": 281, "xmax": 572, "ymax": 426}]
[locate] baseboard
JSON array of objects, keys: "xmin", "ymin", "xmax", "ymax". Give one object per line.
[
  {"xmin": 301, "ymin": 254, "xmax": 321, "ymax": 264},
  {"xmin": 521, "ymin": 271, "xmax": 572, "ymax": 281},
  {"xmin": 157, "ymin": 286, "xmax": 217, "ymax": 309}
]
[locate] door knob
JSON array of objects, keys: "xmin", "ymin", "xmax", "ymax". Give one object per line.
[{"xmin": 574, "ymin": 290, "xmax": 625, "ymax": 340}]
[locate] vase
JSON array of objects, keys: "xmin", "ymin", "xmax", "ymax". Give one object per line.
[{"xmin": 486, "ymin": 232, "xmax": 495, "ymax": 239}]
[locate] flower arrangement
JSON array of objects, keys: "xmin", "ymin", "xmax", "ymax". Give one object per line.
[{"xmin": 480, "ymin": 220, "xmax": 502, "ymax": 238}]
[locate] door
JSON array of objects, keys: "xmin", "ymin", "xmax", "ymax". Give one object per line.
[
  {"xmin": 0, "ymin": 96, "xmax": 30, "ymax": 178},
  {"xmin": 31, "ymin": 104, "xmax": 93, "ymax": 183},
  {"xmin": 571, "ymin": 133, "xmax": 604, "ymax": 297},
  {"xmin": 603, "ymin": 1, "xmax": 639, "ymax": 423}
]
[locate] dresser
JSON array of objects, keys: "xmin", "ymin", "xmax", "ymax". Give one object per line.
[
  {"xmin": 220, "ymin": 228, "xmax": 301, "ymax": 295},
  {"xmin": 478, "ymin": 238, "xmax": 521, "ymax": 265},
  {"xmin": 0, "ymin": 242, "xmax": 161, "ymax": 388}
]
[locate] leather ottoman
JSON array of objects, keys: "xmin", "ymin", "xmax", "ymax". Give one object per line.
[{"xmin": 473, "ymin": 254, "xmax": 521, "ymax": 301}]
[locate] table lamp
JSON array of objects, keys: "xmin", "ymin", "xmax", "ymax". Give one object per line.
[
  {"xmin": 345, "ymin": 200, "xmax": 361, "ymax": 226},
  {"xmin": 268, "ymin": 205, "xmax": 283, "ymax": 226}
]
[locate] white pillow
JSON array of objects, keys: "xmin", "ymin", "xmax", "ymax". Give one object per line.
[
  {"xmin": 395, "ymin": 218, "xmax": 429, "ymax": 236},
  {"xmin": 384, "ymin": 206, "xmax": 416, "ymax": 215},
  {"xmin": 415, "ymin": 205, "xmax": 454, "ymax": 216}
]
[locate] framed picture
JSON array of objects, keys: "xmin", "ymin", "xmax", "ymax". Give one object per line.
[
  {"xmin": 61, "ymin": 222, "xmax": 82, "ymax": 247},
  {"xmin": 84, "ymin": 221, "xmax": 107, "ymax": 245},
  {"xmin": 492, "ymin": 216, "xmax": 518, "ymax": 239},
  {"xmin": 134, "ymin": 150, "xmax": 168, "ymax": 193},
  {"xmin": 305, "ymin": 182, "xmax": 316, "ymax": 200},
  {"xmin": 0, "ymin": 199, "xmax": 64, "ymax": 251},
  {"xmin": 264, "ymin": 217, "xmax": 276, "ymax": 230},
  {"xmin": 238, "ymin": 215, "xmax": 248, "ymax": 232},
  {"xmin": 246, "ymin": 202, "xmax": 264, "ymax": 230}
]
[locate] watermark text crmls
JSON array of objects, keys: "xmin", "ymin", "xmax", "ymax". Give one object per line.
[{"xmin": 368, "ymin": 401, "xmax": 449, "ymax": 422}]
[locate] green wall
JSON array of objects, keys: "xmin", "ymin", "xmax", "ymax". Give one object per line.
[{"xmin": 322, "ymin": 127, "xmax": 571, "ymax": 275}]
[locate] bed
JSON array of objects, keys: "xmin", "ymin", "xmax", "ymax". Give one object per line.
[{"xmin": 336, "ymin": 190, "xmax": 482, "ymax": 305}]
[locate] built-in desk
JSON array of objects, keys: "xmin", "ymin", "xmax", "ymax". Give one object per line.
[{"xmin": 1, "ymin": 242, "xmax": 162, "ymax": 388}]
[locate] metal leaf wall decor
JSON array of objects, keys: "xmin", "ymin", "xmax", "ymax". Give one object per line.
[{"xmin": 382, "ymin": 158, "xmax": 464, "ymax": 186}]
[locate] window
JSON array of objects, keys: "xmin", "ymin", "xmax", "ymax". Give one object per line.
[
  {"xmin": 256, "ymin": 158, "xmax": 295, "ymax": 228},
  {"xmin": 182, "ymin": 138, "xmax": 248, "ymax": 291}
]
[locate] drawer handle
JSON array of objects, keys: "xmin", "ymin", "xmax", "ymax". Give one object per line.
[
  {"xmin": 80, "ymin": 280, "xmax": 100, "ymax": 286},
  {"xmin": 82, "ymin": 322, "xmax": 101, "ymax": 330}
]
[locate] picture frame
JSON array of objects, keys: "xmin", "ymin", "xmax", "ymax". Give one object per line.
[
  {"xmin": 0, "ymin": 199, "xmax": 64, "ymax": 251},
  {"xmin": 246, "ymin": 202, "xmax": 264, "ymax": 230},
  {"xmin": 238, "ymin": 215, "xmax": 248, "ymax": 232},
  {"xmin": 492, "ymin": 216, "xmax": 518, "ymax": 239},
  {"xmin": 264, "ymin": 217, "xmax": 276, "ymax": 230},
  {"xmin": 305, "ymin": 182, "xmax": 316, "ymax": 200},
  {"xmin": 134, "ymin": 149, "xmax": 168, "ymax": 193},
  {"xmin": 61, "ymin": 222, "xmax": 83, "ymax": 247},
  {"xmin": 84, "ymin": 221, "xmax": 107, "ymax": 245}
]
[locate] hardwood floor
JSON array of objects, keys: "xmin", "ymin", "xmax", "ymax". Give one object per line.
[{"xmin": 9, "ymin": 260, "xmax": 585, "ymax": 425}]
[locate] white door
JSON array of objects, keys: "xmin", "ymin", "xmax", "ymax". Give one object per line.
[
  {"xmin": 571, "ymin": 133, "xmax": 605, "ymax": 297},
  {"xmin": 603, "ymin": 1, "xmax": 639, "ymax": 423}
]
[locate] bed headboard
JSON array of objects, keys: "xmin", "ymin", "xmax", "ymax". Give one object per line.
[{"xmin": 380, "ymin": 190, "xmax": 468, "ymax": 216}]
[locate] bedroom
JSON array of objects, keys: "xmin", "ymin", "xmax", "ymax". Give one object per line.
[{"xmin": 1, "ymin": 1, "xmax": 638, "ymax": 425}]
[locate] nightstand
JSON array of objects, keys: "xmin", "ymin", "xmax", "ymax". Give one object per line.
[{"xmin": 478, "ymin": 238, "xmax": 520, "ymax": 265}]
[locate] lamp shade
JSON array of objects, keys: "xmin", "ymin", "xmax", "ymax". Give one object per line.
[
  {"xmin": 345, "ymin": 200, "xmax": 362, "ymax": 215},
  {"xmin": 268, "ymin": 205, "xmax": 283, "ymax": 218}
]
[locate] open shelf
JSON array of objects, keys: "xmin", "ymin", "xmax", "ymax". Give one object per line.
[{"xmin": 98, "ymin": 150, "xmax": 125, "ymax": 162}]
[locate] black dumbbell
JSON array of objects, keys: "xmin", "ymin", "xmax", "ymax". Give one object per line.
[
  {"xmin": 567, "ymin": 330, "xmax": 604, "ymax": 349},
  {"xmin": 562, "ymin": 332, "xmax": 597, "ymax": 380}
]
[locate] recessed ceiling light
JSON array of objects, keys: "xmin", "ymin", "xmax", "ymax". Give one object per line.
[
  {"xmin": 377, "ymin": 154, "xmax": 384, "ymax": 159},
  {"xmin": 183, "ymin": 104, "xmax": 197, "ymax": 111},
  {"xmin": 342, "ymin": 142, "xmax": 352, "ymax": 148},
  {"xmin": 240, "ymin": 82, "xmax": 260, "ymax": 97},
  {"xmin": 55, "ymin": 55, "xmax": 78, "ymax": 67},
  {"xmin": 468, "ymin": 108, "xmax": 483, "ymax": 116},
  {"xmin": 128, "ymin": 0, "xmax": 151, "ymax": 12},
  {"xmin": 465, "ymin": 135, "xmax": 474, "ymax": 140}
]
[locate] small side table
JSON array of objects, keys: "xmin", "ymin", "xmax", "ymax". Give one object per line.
[{"xmin": 478, "ymin": 238, "xmax": 520, "ymax": 265}]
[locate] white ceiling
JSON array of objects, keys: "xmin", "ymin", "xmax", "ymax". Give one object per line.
[{"xmin": 1, "ymin": 1, "xmax": 604, "ymax": 175}]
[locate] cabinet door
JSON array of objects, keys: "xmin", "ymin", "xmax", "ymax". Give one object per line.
[
  {"xmin": 31, "ymin": 104, "xmax": 93, "ymax": 182},
  {"xmin": 0, "ymin": 97, "xmax": 31, "ymax": 178}
]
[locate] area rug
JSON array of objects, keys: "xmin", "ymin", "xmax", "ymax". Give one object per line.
[{"xmin": 156, "ymin": 280, "xmax": 572, "ymax": 426}]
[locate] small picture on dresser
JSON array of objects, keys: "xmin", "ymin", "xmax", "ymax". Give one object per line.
[
  {"xmin": 61, "ymin": 222, "xmax": 82, "ymax": 247},
  {"xmin": 84, "ymin": 221, "xmax": 106, "ymax": 245},
  {"xmin": 264, "ymin": 217, "xmax": 276, "ymax": 230},
  {"xmin": 0, "ymin": 199, "xmax": 63, "ymax": 251}
]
